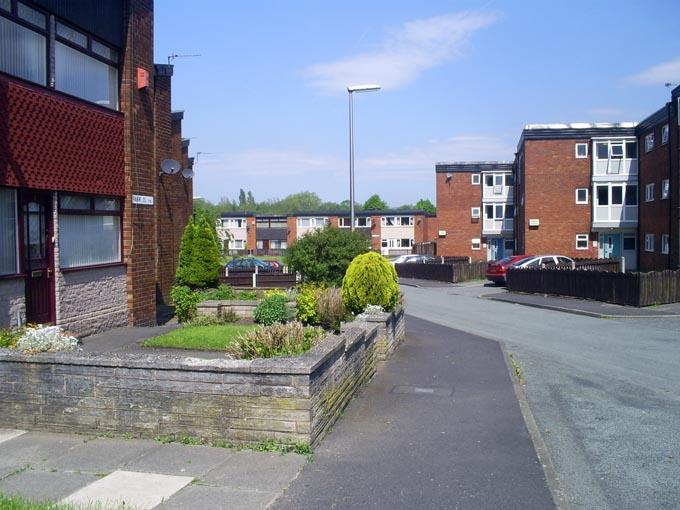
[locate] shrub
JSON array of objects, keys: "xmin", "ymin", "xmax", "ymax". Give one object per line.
[
  {"xmin": 254, "ymin": 294, "xmax": 291, "ymax": 325},
  {"xmin": 295, "ymin": 283, "xmax": 325, "ymax": 325},
  {"xmin": 200, "ymin": 284, "xmax": 236, "ymax": 301},
  {"xmin": 285, "ymin": 227, "xmax": 370, "ymax": 286},
  {"xmin": 187, "ymin": 310, "xmax": 238, "ymax": 326},
  {"xmin": 0, "ymin": 326, "xmax": 24, "ymax": 348},
  {"xmin": 171, "ymin": 285, "xmax": 200, "ymax": 323},
  {"xmin": 342, "ymin": 252, "xmax": 399, "ymax": 314},
  {"xmin": 15, "ymin": 325, "xmax": 78, "ymax": 353},
  {"xmin": 175, "ymin": 216, "xmax": 222, "ymax": 289},
  {"xmin": 228, "ymin": 321, "xmax": 324, "ymax": 359},
  {"xmin": 236, "ymin": 290, "xmax": 259, "ymax": 301},
  {"xmin": 264, "ymin": 288, "xmax": 288, "ymax": 300},
  {"xmin": 316, "ymin": 287, "xmax": 348, "ymax": 332}
]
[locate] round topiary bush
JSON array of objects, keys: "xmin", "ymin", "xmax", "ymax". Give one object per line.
[{"xmin": 341, "ymin": 252, "xmax": 399, "ymax": 314}]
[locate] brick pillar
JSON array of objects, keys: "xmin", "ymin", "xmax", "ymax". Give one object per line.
[
  {"xmin": 287, "ymin": 217, "xmax": 297, "ymax": 246},
  {"xmin": 371, "ymin": 215, "xmax": 381, "ymax": 251}
]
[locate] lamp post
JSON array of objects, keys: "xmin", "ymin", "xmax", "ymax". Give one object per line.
[{"xmin": 348, "ymin": 84, "xmax": 381, "ymax": 231}]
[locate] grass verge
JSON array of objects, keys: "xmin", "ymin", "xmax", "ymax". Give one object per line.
[
  {"xmin": 0, "ymin": 493, "xmax": 130, "ymax": 510},
  {"xmin": 142, "ymin": 324, "xmax": 256, "ymax": 351}
]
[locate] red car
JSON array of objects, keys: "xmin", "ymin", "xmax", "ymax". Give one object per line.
[{"xmin": 486, "ymin": 255, "xmax": 533, "ymax": 284}]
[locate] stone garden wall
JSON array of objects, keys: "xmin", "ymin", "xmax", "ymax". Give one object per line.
[{"xmin": 0, "ymin": 308, "xmax": 405, "ymax": 446}]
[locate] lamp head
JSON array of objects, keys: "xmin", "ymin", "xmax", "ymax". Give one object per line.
[{"xmin": 347, "ymin": 84, "xmax": 381, "ymax": 93}]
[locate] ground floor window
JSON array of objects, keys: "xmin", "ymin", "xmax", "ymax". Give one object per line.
[
  {"xmin": 471, "ymin": 238, "xmax": 481, "ymax": 250},
  {"xmin": 270, "ymin": 240, "xmax": 287, "ymax": 250},
  {"xmin": 661, "ymin": 234, "xmax": 670, "ymax": 255},
  {"xmin": 504, "ymin": 239, "xmax": 514, "ymax": 251},
  {"xmin": 58, "ymin": 194, "xmax": 122, "ymax": 268},
  {"xmin": 0, "ymin": 187, "xmax": 18, "ymax": 275},
  {"xmin": 229, "ymin": 239, "xmax": 245, "ymax": 250},
  {"xmin": 576, "ymin": 234, "xmax": 589, "ymax": 250},
  {"xmin": 644, "ymin": 233, "xmax": 654, "ymax": 252}
]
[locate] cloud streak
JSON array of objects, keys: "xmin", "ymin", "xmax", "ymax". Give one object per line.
[
  {"xmin": 304, "ymin": 11, "xmax": 498, "ymax": 94},
  {"xmin": 625, "ymin": 57, "xmax": 680, "ymax": 86}
]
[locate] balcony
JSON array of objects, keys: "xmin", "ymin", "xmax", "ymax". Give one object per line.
[
  {"xmin": 593, "ymin": 158, "xmax": 638, "ymax": 179},
  {"xmin": 483, "ymin": 218, "xmax": 514, "ymax": 235},
  {"xmin": 483, "ymin": 184, "xmax": 514, "ymax": 201},
  {"xmin": 593, "ymin": 205, "xmax": 638, "ymax": 229}
]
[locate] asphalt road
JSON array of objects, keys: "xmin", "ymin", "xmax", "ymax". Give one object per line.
[{"xmin": 401, "ymin": 282, "xmax": 680, "ymax": 510}]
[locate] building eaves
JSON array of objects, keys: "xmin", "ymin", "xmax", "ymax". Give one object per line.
[
  {"xmin": 172, "ymin": 110, "xmax": 185, "ymax": 122},
  {"xmin": 154, "ymin": 63, "xmax": 173, "ymax": 77},
  {"xmin": 636, "ymin": 105, "xmax": 669, "ymax": 134},
  {"xmin": 517, "ymin": 122, "xmax": 638, "ymax": 152},
  {"xmin": 435, "ymin": 161, "xmax": 513, "ymax": 173}
]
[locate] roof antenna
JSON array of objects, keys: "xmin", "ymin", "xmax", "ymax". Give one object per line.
[
  {"xmin": 664, "ymin": 82, "xmax": 675, "ymax": 88},
  {"xmin": 167, "ymin": 53, "xmax": 201, "ymax": 64}
]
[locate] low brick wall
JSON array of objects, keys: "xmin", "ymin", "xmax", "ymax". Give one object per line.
[
  {"xmin": 0, "ymin": 278, "xmax": 25, "ymax": 328},
  {"xmin": 0, "ymin": 308, "xmax": 405, "ymax": 446},
  {"xmin": 196, "ymin": 300, "xmax": 295, "ymax": 320}
]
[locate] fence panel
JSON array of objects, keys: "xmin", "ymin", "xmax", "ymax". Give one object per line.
[
  {"xmin": 255, "ymin": 273, "xmax": 298, "ymax": 289},
  {"xmin": 395, "ymin": 263, "xmax": 454, "ymax": 282},
  {"xmin": 452, "ymin": 262, "xmax": 486, "ymax": 283}
]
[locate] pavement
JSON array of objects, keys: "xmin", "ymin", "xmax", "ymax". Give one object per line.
[
  {"xmin": 273, "ymin": 316, "xmax": 554, "ymax": 510},
  {"xmin": 401, "ymin": 281, "xmax": 680, "ymax": 510}
]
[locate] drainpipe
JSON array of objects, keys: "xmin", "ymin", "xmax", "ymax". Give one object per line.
[
  {"xmin": 667, "ymin": 101, "xmax": 673, "ymax": 270},
  {"xmin": 636, "ymin": 134, "xmax": 641, "ymax": 272}
]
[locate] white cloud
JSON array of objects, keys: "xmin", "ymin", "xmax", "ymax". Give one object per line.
[
  {"xmin": 625, "ymin": 57, "xmax": 680, "ymax": 86},
  {"xmin": 304, "ymin": 11, "xmax": 498, "ymax": 94},
  {"xmin": 196, "ymin": 148, "xmax": 341, "ymax": 177}
]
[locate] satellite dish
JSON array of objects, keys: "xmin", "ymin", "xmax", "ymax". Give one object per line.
[
  {"xmin": 181, "ymin": 168, "xmax": 194, "ymax": 179},
  {"xmin": 160, "ymin": 159, "xmax": 181, "ymax": 175}
]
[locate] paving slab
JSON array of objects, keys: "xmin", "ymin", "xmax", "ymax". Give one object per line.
[
  {"xmin": 157, "ymin": 485, "xmax": 278, "ymax": 510},
  {"xmin": 0, "ymin": 469, "xmax": 98, "ymax": 501},
  {"xmin": 202, "ymin": 450, "xmax": 306, "ymax": 492},
  {"xmin": 0, "ymin": 429, "xmax": 26, "ymax": 445},
  {"xmin": 44, "ymin": 437, "xmax": 160, "ymax": 473},
  {"xmin": 0, "ymin": 432, "xmax": 84, "ymax": 471},
  {"xmin": 61, "ymin": 470, "xmax": 193, "ymax": 509},
  {"xmin": 124, "ymin": 443, "xmax": 240, "ymax": 477}
]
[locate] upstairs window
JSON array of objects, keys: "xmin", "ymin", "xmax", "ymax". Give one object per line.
[
  {"xmin": 661, "ymin": 124, "xmax": 669, "ymax": 145},
  {"xmin": 576, "ymin": 188, "xmax": 588, "ymax": 204},
  {"xmin": 645, "ymin": 183, "xmax": 654, "ymax": 202},
  {"xmin": 610, "ymin": 143, "xmax": 623, "ymax": 159},
  {"xmin": 505, "ymin": 174, "xmax": 514, "ymax": 186},
  {"xmin": 661, "ymin": 234, "xmax": 670, "ymax": 255},
  {"xmin": 625, "ymin": 185, "xmax": 638, "ymax": 206},
  {"xmin": 471, "ymin": 174, "xmax": 480, "ymax": 185},
  {"xmin": 575, "ymin": 143, "xmax": 588, "ymax": 158},
  {"xmin": 471, "ymin": 207, "xmax": 480, "ymax": 219},
  {"xmin": 662, "ymin": 179, "xmax": 670, "ymax": 199},
  {"xmin": 0, "ymin": 4, "xmax": 47, "ymax": 85},
  {"xmin": 625, "ymin": 141, "xmax": 637, "ymax": 159},
  {"xmin": 576, "ymin": 234, "xmax": 589, "ymax": 250},
  {"xmin": 645, "ymin": 133, "xmax": 654, "ymax": 152},
  {"xmin": 644, "ymin": 233, "xmax": 654, "ymax": 252}
]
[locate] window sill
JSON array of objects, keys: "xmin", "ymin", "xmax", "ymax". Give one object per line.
[
  {"xmin": 0, "ymin": 272, "xmax": 26, "ymax": 281},
  {"xmin": 60, "ymin": 262, "xmax": 126, "ymax": 273}
]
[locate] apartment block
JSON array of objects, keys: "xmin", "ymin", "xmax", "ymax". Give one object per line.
[
  {"xmin": 0, "ymin": 0, "xmax": 193, "ymax": 334},
  {"xmin": 435, "ymin": 162, "xmax": 514, "ymax": 261}
]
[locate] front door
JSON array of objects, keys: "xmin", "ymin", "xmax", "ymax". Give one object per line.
[
  {"xmin": 22, "ymin": 192, "xmax": 55, "ymax": 324},
  {"xmin": 601, "ymin": 233, "xmax": 621, "ymax": 260},
  {"xmin": 488, "ymin": 238, "xmax": 504, "ymax": 261}
]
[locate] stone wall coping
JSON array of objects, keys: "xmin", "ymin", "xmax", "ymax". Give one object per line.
[
  {"xmin": 0, "ymin": 322, "xmax": 380, "ymax": 377},
  {"xmin": 199, "ymin": 299, "xmax": 260, "ymax": 306}
]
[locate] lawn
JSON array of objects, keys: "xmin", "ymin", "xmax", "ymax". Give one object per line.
[{"xmin": 142, "ymin": 324, "xmax": 256, "ymax": 351}]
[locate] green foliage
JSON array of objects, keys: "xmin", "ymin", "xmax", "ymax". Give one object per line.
[
  {"xmin": 415, "ymin": 198, "xmax": 436, "ymax": 215},
  {"xmin": 264, "ymin": 288, "xmax": 288, "ymax": 299},
  {"xmin": 286, "ymin": 227, "xmax": 370, "ymax": 286},
  {"xmin": 316, "ymin": 287, "xmax": 348, "ymax": 332},
  {"xmin": 342, "ymin": 252, "xmax": 399, "ymax": 314},
  {"xmin": 295, "ymin": 283, "xmax": 324, "ymax": 325},
  {"xmin": 143, "ymin": 323, "xmax": 255, "ymax": 350},
  {"xmin": 0, "ymin": 326, "xmax": 24, "ymax": 348},
  {"xmin": 363, "ymin": 194, "xmax": 388, "ymax": 210},
  {"xmin": 175, "ymin": 216, "xmax": 222, "ymax": 289},
  {"xmin": 237, "ymin": 290, "xmax": 258, "ymax": 300},
  {"xmin": 170, "ymin": 285, "xmax": 200, "ymax": 323},
  {"xmin": 200, "ymin": 284, "xmax": 236, "ymax": 300},
  {"xmin": 253, "ymin": 295, "xmax": 291, "ymax": 325},
  {"xmin": 228, "ymin": 321, "xmax": 324, "ymax": 359}
]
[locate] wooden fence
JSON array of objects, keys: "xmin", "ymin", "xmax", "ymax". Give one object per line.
[
  {"xmin": 573, "ymin": 258, "xmax": 621, "ymax": 272},
  {"xmin": 506, "ymin": 268, "xmax": 680, "ymax": 306},
  {"xmin": 220, "ymin": 269, "xmax": 298, "ymax": 289},
  {"xmin": 395, "ymin": 261, "xmax": 486, "ymax": 284}
]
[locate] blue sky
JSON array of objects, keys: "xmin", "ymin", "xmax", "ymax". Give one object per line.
[{"xmin": 155, "ymin": 0, "xmax": 680, "ymax": 207}]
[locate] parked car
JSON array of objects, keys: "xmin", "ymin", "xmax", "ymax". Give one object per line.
[
  {"xmin": 391, "ymin": 254, "xmax": 421, "ymax": 264},
  {"xmin": 486, "ymin": 255, "xmax": 533, "ymax": 284},
  {"xmin": 226, "ymin": 257, "xmax": 277, "ymax": 272},
  {"xmin": 404, "ymin": 255, "xmax": 439, "ymax": 264},
  {"xmin": 511, "ymin": 255, "xmax": 574, "ymax": 269},
  {"xmin": 266, "ymin": 259, "xmax": 283, "ymax": 269}
]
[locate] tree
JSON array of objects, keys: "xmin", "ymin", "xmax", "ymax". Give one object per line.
[
  {"xmin": 175, "ymin": 216, "xmax": 222, "ymax": 289},
  {"xmin": 285, "ymin": 227, "xmax": 371, "ymax": 286},
  {"xmin": 238, "ymin": 189, "xmax": 247, "ymax": 209},
  {"xmin": 363, "ymin": 194, "xmax": 388, "ymax": 211},
  {"xmin": 415, "ymin": 198, "xmax": 436, "ymax": 215}
]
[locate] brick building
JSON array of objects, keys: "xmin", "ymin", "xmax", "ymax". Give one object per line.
[{"xmin": 0, "ymin": 0, "xmax": 193, "ymax": 335}]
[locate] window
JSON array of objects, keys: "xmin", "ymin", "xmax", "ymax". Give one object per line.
[
  {"xmin": 485, "ymin": 205, "xmax": 493, "ymax": 219},
  {"xmin": 623, "ymin": 236, "xmax": 636, "ymax": 251},
  {"xmin": 610, "ymin": 143, "xmax": 623, "ymax": 159},
  {"xmin": 381, "ymin": 216, "xmax": 395, "ymax": 227},
  {"xmin": 17, "ymin": 3, "xmax": 45, "ymax": 28},
  {"xmin": 471, "ymin": 207, "xmax": 480, "ymax": 219},
  {"xmin": 625, "ymin": 141, "xmax": 637, "ymax": 159},
  {"xmin": 0, "ymin": 0, "xmax": 9, "ymax": 12},
  {"xmin": 645, "ymin": 133, "xmax": 654, "ymax": 152},
  {"xmin": 485, "ymin": 175, "xmax": 494, "ymax": 187},
  {"xmin": 59, "ymin": 194, "xmax": 122, "ymax": 268},
  {"xmin": 661, "ymin": 124, "xmax": 669, "ymax": 145},
  {"xmin": 471, "ymin": 238, "xmax": 481, "ymax": 250},
  {"xmin": 297, "ymin": 218, "xmax": 311, "ymax": 228},
  {"xmin": 229, "ymin": 239, "xmax": 245, "ymax": 250},
  {"xmin": 661, "ymin": 234, "xmax": 670, "ymax": 255},
  {"xmin": 0, "ymin": 187, "xmax": 18, "ymax": 275},
  {"xmin": 596, "ymin": 185, "xmax": 609, "ymax": 206},
  {"xmin": 356, "ymin": 217, "xmax": 370, "ymax": 227},
  {"xmin": 576, "ymin": 188, "xmax": 588, "ymax": 204},
  {"xmin": 56, "ymin": 21, "xmax": 86, "ymax": 47},
  {"xmin": 0, "ymin": 12, "xmax": 46, "ymax": 84},
  {"xmin": 596, "ymin": 142, "xmax": 609, "ymax": 160},
  {"xmin": 625, "ymin": 185, "xmax": 638, "ymax": 206},
  {"xmin": 576, "ymin": 234, "xmax": 589, "ymax": 250},
  {"xmin": 504, "ymin": 205, "xmax": 514, "ymax": 218},
  {"xmin": 505, "ymin": 174, "xmax": 514, "ymax": 186},
  {"xmin": 645, "ymin": 183, "xmax": 655, "ymax": 202},
  {"xmin": 494, "ymin": 175, "xmax": 503, "ymax": 186},
  {"xmin": 339, "ymin": 217, "xmax": 350, "ymax": 228},
  {"xmin": 644, "ymin": 234, "xmax": 654, "ymax": 252},
  {"xmin": 504, "ymin": 239, "xmax": 514, "ymax": 251},
  {"xmin": 223, "ymin": 218, "xmax": 245, "ymax": 228},
  {"xmin": 270, "ymin": 240, "xmax": 287, "ymax": 250},
  {"xmin": 471, "ymin": 174, "xmax": 480, "ymax": 185},
  {"xmin": 575, "ymin": 143, "xmax": 588, "ymax": 158},
  {"xmin": 381, "ymin": 239, "xmax": 388, "ymax": 248},
  {"xmin": 611, "ymin": 185, "xmax": 623, "ymax": 205},
  {"xmin": 662, "ymin": 179, "xmax": 670, "ymax": 199},
  {"xmin": 55, "ymin": 42, "xmax": 118, "ymax": 109}
]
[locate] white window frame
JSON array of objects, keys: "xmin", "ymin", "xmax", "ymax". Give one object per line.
[
  {"xmin": 575, "ymin": 188, "xmax": 589, "ymax": 204},
  {"xmin": 0, "ymin": 187, "xmax": 19, "ymax": 276},
  {"xmin": 645, "ymin": 183, "xmax": 655, "ymax": 202},
  {"xmin": 644, "ymin": 233, "xmax": 655, "ymax": 252},
  {"xmin": 575, "ymin": 143, "xmax": 588, "ymax": 158},
  {"xmin": 229, "ymin": 239, "xmax": 246, "ymax": 250},
  {"xmin": 339, "ymin": 217, "xmax": 351, "ymax": 228},
  {"xmin": 661, "ymin": 234, "xmax": 670, "ymax": 255},
  {"xmin": 471, "ymin": 207, "xmax": 480, "ymax": 219},
  {"xmin": 645, "ymin": 133, "xmax": 654, "ymax": 152},
  {"xmin": 297, "ymin": 217, "xmax": 312, "ymax": 228},
  {"xmin": 471, "ymin": 174, "xmax": 480, "ymax": 185},
  {"xmin": 576, "ymin": 234, "xmax": 589, "ymax": 250},
  {"xmin": 662, "ymin": 179, "xmax": 670, "ymax": 200},
  {"xmin": 471, "ymin": 238, "xmax": 481, "ymax": 250},
  {"xmin": 661, "ymin": 124, "xmax": 669, "ymax": 145}
]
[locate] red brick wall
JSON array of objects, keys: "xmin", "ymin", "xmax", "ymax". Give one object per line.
[
  {"xmin": 246, "ymin": 215, "xmax": 257, "ymax": 251},
  {"xmin": 287, "ymin": 217, "xmax": 297, "ymax": 246},
  {"xmin": 370, "ymin": 216, "xmax": 381, "ymax": 251},
  {"xmin": 121, "ymin": 0, "xmax": 156, "ymax": 326},
  {"xmin": 435, "ymin": 172, "xmax": 483, "ymax": 260},
  {"xmin": 638, "ymin": 118, "xmax": 671, "ymax": 271},
  {"xmin": 329, "ymin": 216, "xmax": 340, "ymax": 228},
  {"xmin": 521, "ymin": 139, "xmax": 597, "ymax": 258},
  {"xmin": 414, "ymin": 214, "xmax": 428, "ymax": 243},
  {"xmin": 671, "ymin": 102, "xmax": 679, "ymax": 269},
  {"xmin": 0, "ymin": 74, "xmax": 124, "ymax": 195}
]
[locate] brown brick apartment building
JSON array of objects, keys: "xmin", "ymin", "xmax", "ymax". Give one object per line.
[{"xmin": 0, "ymin": 0, "xmax": 193, "ymax": 335}]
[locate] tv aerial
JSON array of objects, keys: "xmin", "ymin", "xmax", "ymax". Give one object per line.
[
  {"xmin": 160, "ymin": 159, "xmax": 181, "ymax": 176},
  {"xmin": 167, "ymin": 53, "xmax": 201, "ymax": 64}
]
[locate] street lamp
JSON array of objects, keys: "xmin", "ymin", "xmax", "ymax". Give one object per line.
[{"xmin": 348, "ymin": 84, "xmax": 381, "ymax": 231}]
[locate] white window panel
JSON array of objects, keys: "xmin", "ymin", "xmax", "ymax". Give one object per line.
[
  {"xmin": 471, "ymin": 238, "xmax": 481, "ymax": 250},
  {"xmin": 645, "ymin": 133, "xmax": 654, "ymax": 152},
  {"xmin": 661, "ymin": 124, "xmax": 669, "ymax": 145},
  {"xmin": 662, "ymin": 179, "xmax": 669, "ymax": 199},
  {"xmin": 471, "ymin": 174, "xmax": 480, "ymax": 185},
  {"xmin": 0, "ymin": 188, "xmax": 18, "ymax": 275},
  {"xmin": 645, "ymin": 183, "xmax": 654, "ymax": 202},
  {"xmin": 644, "ymin": 233, "xmax": 654, "ymax": 252},
  {"xmin": 471, "ymin": 207, "xmax": 480, "ymax": 218},
  {"xmin": 575, "ymin": 143, "xmax": 588, "ymax": 158},
  {"xmin": 661, "ymin": 235, "xmax": 670, "ymax": 255},
  {"xmin": 576, "ymin": 188, "xmax": 588, "ymax": 204},
  {"xmin": 576, "ymin": 234, "xmax": 588, "ymax": 250}
]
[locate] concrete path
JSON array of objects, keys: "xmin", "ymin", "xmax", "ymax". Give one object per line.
[
  {"xmin": 273, "ymin": 316, "xmax": 555, "ymax": 510},
  {"xmin": 0, "ymin": 430, "xmax": 306, "ymax": 509}
]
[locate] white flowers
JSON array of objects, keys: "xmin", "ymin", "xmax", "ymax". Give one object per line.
[
  {"xmin": 362, "ymin": 304, "xmax": 385, "ymax": 315},
  {"xmin": 15, "ymin": 325, "xmax": 78, "ymax": 354}
]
